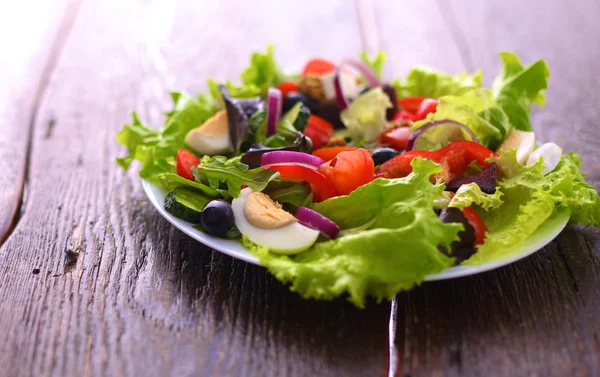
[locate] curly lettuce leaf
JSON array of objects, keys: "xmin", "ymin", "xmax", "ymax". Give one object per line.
[
  {"xmin": 413, "ymin": 89, "xmax": 511, "ymax": 150},
  {"xmin": 248, "ymin": 158, "xmax": 461, "ymax": 308},
  {"xmin": 340, "ymin": 87, "xmax": 392, "ymax": 142},
  {"xmin": 359, "ymin": 51, "xmax": 387, "ymax": 79},
  {"xmin": 116, "ymin": 92, "xmax": 216, "ymax": 180},
  {"xmin": 194, "ymin": 156, "xmax": 279, "ymax": 198},
  {"xmin": 393, "ymin": 66, "xmax": 482, "ymax": 98},
  {"xmin": 449, "ymin": 183, "xmax": 504, "ymax": 211},
  {"xmin": 492, "ymin": 52, "xmax": 549, "ymax": 131},
  {"xmin": 465, "ymin": 149, "xmax": 600, "ymax": 265}
]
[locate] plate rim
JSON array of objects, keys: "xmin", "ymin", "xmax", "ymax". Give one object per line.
[{"xmin": 142, "ymin": 180, "xmax": 570, "ymax": 281}]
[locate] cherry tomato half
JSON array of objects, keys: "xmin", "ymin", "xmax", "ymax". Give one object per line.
[
  {"xmin": 397, "ymin": 97, "xmax": 427, "ymax": 113},
  {"xmin": 413, "ymin": 98, "xmax": 439, "ymax": 121},
  {"xmin": 303, "ymin": 114, "xmax": 334, "ymax": 150},
  {"xmin": 277, "ymin": 81, "xmax": 299, "ymax": 99},
  {"xmin": 176, "ymin": 148, "xmax": 200, "ymax": 181},
  {"xmin": 380, "ymin": 126, "xmax": 410, "ymax": 151},
  {"xmin": 302, "ymin": 58, "xmax": 336, "ymax": 75},
  {"xmin": 462, "ymin": 207, "xmax": 487, "ymax": 246},
  {"xmin": 318, "ymin": 149, "xmax": 374, "ymax": 196},
  {"xmin": 264, "ymin": 163, "xmax": 337, "ymax": 202},
  {"xmin": 313, "ymin": 147, "xmax": 358, "ymax": 162}
]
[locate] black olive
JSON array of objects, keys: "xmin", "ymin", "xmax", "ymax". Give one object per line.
[
  {"xmin": 371, "ymin": 147, "xmax": 399, "ymax": 165},
  {"xmin": 438, "ymin": 207, "xmax": 476, "ymax": 264},
  {"xmin": 317, "ymin": 99, "xmax": 345, "ymax": 129},
  {"xmin": 201, "ymin": 200, "xmax": 234, "ymax": 236},
  {"xmin": 380, "ymin": 83, "xmax": 398, "ymax": 121},
  {"xmin": 446, "ymin": 163, "xmax": 498, "ymax": 194},
  {"xmin": 283, "ymin": 92, "xmax": 319, "ymax": 115}
]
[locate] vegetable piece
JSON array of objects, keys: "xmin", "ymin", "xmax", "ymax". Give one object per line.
[
  {"xmin": 280, "ymin": 102, "xmax": 311, "ymax": 132},
  {"xmin": 283, "ymin": 92, "xmax": 319, "ymax": 116},
  {"xmin": 238, "ymin": 45, "xmax": 283, "ymax": 97},
  {"xmin": 263, "ymin": 163, "xmax": 338, "ymax": 202},
  {"xmin": 407, "ymin": 120, "xmax": 479, "ymax": 152},
  {"xmin": 313, "ymin": 147, "xmax": 358, "ymax": 162},
  {"xmin": 370, "ymin": 147, "xmax": 399, "ymax": 165},
  {"xmin": 438, "ymin": 207, "xmax": 477, "ymax": 264},
  {"xmin": 303, "ymin": 58, "xmax": 336, "ymax": 75},
  {"xmin": 295, "ymin": 207, "xmax": 340, "ymax": 239},
  {"xmin": 448, "ymin": 182, "xmax": 504, "ymax": 211},
  {"xmin": 393, "ymin": 66, "xmax": 483, "ymax": 98},
  {"xmin": 446, "ymin": 163, "xmax": 498, "ymax": 194},
  {"xmin": 164, "ymin": 187, "xmax": 212, "ymax": 223},
  {"xmin": 176, "ymin": 148, "xmax": 200, "ymax": 181},
  {"xmin": 220, "ymin": 85, "xmax": 252, "ymax": 153},
  {"xmin": 195, "ymin": 155, "xmax": 280, "ymax": 198},
  {"xmin": 380, "ymin": 126, "xmax": 410, "ymax": 151},
  {"xmin": 393, "ymin": 110, "xmax": 417, "ymax": 123},
  {"xmin": 303, "ymin": 114, "xmax": 334, "ymax": 149},
  {"xmin": 526, "ymin": 142, "xmax": 562, "ymax": 174},
  {"xmin": 380, "ymin": 84, "xmax": 399, "ymax": 120},
  {"xmin": 462, "ymin": 207, "xmax": 487, "ymax": 246},
  {"xmin": 376, "ymin": 140, "xmax": 496, "ymax": 182},
  {"xmin": 201, "ymin": 200, "xmax": 235, "ymax": 236},
  {"xmin": 277, "ymin": 81, "xmax": 299, "ymax": 99},
  {"xmin": 318, "ymin": 149, "xmax": 374, "ymax": 196},
  {"xmin": 340, "ymin": 87, "xmax": 392, "ymax": 142},
  {"xmin": 497, "ymin": 130, "xmax": 535, "ymax": 164},
  {"xmin": 266, "ymin": 88, "xmax": 282, "ymax": 136},
  {"xmin": 398, "ymin": 97, "xmax": 427, "ymax": 113},
  {"xmin": 414, "ymin": 98, "xmax": 439, "ymax": 121},
  {"xmin": 264, "ymin": 181, "xmax": 312, "ymax": 210},
  {"xmin": 241, "ymin": 133, "xmax": 313, "ymax": 168},
  {"xmin": 233, "ymin": 188, "xmax": 320, "ymax": 254},
  {"xmin": 261, "ymin": 151, "xmax": 325, "ymax": 168},
  {"xmin": 334, "ymin": 60, "xmax": 381, "ymax": 110},
  {"xmin": 359, "ymin": 51, "xmax": 387, "ymax": 79},
  {"xmin": 492, "ymin": 52, "xmax": 549, "ymax": 132}
]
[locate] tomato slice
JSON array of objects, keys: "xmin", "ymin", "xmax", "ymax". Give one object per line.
[
  {"xmin": 302, "ymin": 58, "xmax": 336, "ymax": 75},
  {"xmin": 413, "ymin": 98, "xmax": 439, "ymax": 121},
  {"xmin": 264, "ymin": 163, "xmax": 337, "ymax": 202},
  {"xmin": 303, "ymin": 114, "xmax": 334, "ymax": 150},
  {"xmin": 277, "ymin": 81, "xmax": 299, "ymax": 99},
  {"xmin": 318, "ymin": 149, "xmax": 374, "ymax": 196},
  {"xmin": 313, "ymin": 147, "xmax": 357, "ymax": 161},
  {"xmin": 380, "ymin": 126, "xmax": 410, "ymax": 151},
  {"xmin": 392, "ymin": 111, "xmax": 417, "ymax": 123},
  {"xmin": 176, "ymin": 148, "xmax": 200, "ymax": 181},
  {"xmin": 397, "ymin": 97, "xmax": 427, "ymax": 113},
  {"xmin": 462, "ymin": 207, "xmax": 487, "ymax": 246}
]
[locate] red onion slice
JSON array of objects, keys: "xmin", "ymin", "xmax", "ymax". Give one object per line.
[
  {"xmin": 295, "ymin": 207, "xmax": 340, "ymax": 239},
  {"xmin": 266, "ymin": 88, "xmax": 282, "ymax": 137},
  {"xmin": 407, "ymin": 120, "xmax": 479, "ymax": 151},
  {"xmin": 334, "ymin": 60, "xmax": 381, "ymax": 111},
  {"xmin": 261, "ymin": 151, "xmax": 325, "ymax": 168}
]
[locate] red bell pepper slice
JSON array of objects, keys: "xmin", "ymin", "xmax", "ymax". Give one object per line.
[{"xmin": 263, "ymin": 163, "xmax": 338, "ymax": 202}]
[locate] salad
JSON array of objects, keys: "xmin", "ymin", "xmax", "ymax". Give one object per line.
[{"xmin": 117, "ymin": 46, "xmax": 600, "ymax": 308}]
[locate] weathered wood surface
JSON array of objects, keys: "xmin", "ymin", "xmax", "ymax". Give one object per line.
[
  {"xmin": 378, "ymin": 1, "xmax": 600, "ymax": 376},
  {"xmin": 0, "ymin": 0, "xmax": 599, "ymax": 376}
]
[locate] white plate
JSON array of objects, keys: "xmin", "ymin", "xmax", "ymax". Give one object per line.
[{"xmin": 143, "ymin": 180, "xmax": 570, "ymax": 281}]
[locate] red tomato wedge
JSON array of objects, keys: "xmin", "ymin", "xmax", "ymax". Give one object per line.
[
  {"xmin": 318, "ymin": 149, "xmax": 374, "ymax": 196},
  {"xmin": 303, "ymin": 114, "xmax": 334, "ymax": 150},
  {"xmin": 463, "ymin": 207, "xmax": 487, "ymax": 246},
  {"xmin": 176, "ymin": 148, "xmax": 200, "ymax": 181},
  {"xmin": 313, "ymin": 147, "xmax": 358, "ymax": 162},
  {"xmin": 397, "ymin": 97, "xmax": 427, "ymax": 113},
  {"xmin": 302, "ymin": 58, "xmax": 336, "ymax": 75},
  {"xmin": 277, "ymin": 81, "xmax": 299, "ymax": 99},
  {"xmin": 413, "ymin": 98, "xmax": 439, "ymax": 121},
  {"xmin": 263, "ymin": 163, "xmax": 338, "ymax": 202},
  {"xmin": 380, "ymin": 126, "xmax": 410, "ymax": 151}
]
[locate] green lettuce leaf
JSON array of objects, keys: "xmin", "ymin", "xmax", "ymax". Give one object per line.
[
  {"xmin": 248, "ymin": 158, "xmax": 461, "ymax": 308},
  {"xmin": 116, "ymin": 92, "xmax": 216, "ymax": 180},
  {"xmin": 194, "ymin": 156, "xmax": 280, "ymax": 198},
  {"xmin": 157, "ymin": 173, "xmax": 220, "ymax": 198},
  {"xmin": 465, "ymin": 149, "xmax": 600, "ymax": 265},
  {"xmin": 340, "ymin": 87, "xmax": 392, "ymax": 142},
  {"xmin": 393, "ymin": 66, "xmax": 482, "ymax": 98},
  {"xmin": 492, "ymin": 52, "xmax": 550, "ymax": 131},
  {"xmin": 359, "ymin": 51, "xmax": 387, "ymax": 79},
  {"xmin": 412, "ymin": 89, "xmax": 511, "ymax": 150},
  {"xmin": 449, "ymin": 183, "xmax": 504, "ymax": 211}
]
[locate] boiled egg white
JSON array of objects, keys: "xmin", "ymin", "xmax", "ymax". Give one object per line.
[
  {"xmin": 320, "ymin": 70, "xmax": 360, "ymax": 101},
  {"xmin": 232, "ymin": 188, "xmax": 320, "ymax": 255},
  {"xmin": 498, "ymin": 130, "xmax": 536, "ymax": 165},
  {"xmin": 526, "ymin": 142, "xmax": 562, "ymax": 175},
  {"xmin": 184, "ymin": 110, "xmax": 232, "ymax": 156}
]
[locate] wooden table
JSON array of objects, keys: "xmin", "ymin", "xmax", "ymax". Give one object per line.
[{"xmin": 1, "ymin": 1, "xmax": 599, "ymax": 376}]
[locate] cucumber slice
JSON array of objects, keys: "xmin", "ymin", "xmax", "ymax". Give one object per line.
[
  {"xmin": 164, "ymin": 187, "xmax": 212, "ymax": 223},
  {"xmin": 280, "ymin": 102, "xmax": 310, "ymax": 132}
]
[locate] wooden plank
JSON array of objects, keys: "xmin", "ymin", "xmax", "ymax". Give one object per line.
[
  {"xmin": 0, "ymin": 1, "xmax": 390, "ymax": 376},
  {"xmin": 376, "ymin": 0, "xmax": 600, "ymax": 375},
  {"xmin": 0, "ymin": 0, "xmax": 78, "ymax": 243}
]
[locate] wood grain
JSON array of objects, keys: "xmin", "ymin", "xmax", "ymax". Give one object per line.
[
  {"xmin": 0, "ymin": 0, "xmax": 79, "ymax": 243},
  {"xmin": 0, "ymin": 1, "xmax": 390, "ymax": 376},
  {"xmin": 376, "ymin": 0, "xmax": 600, "ymax": 376}
]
